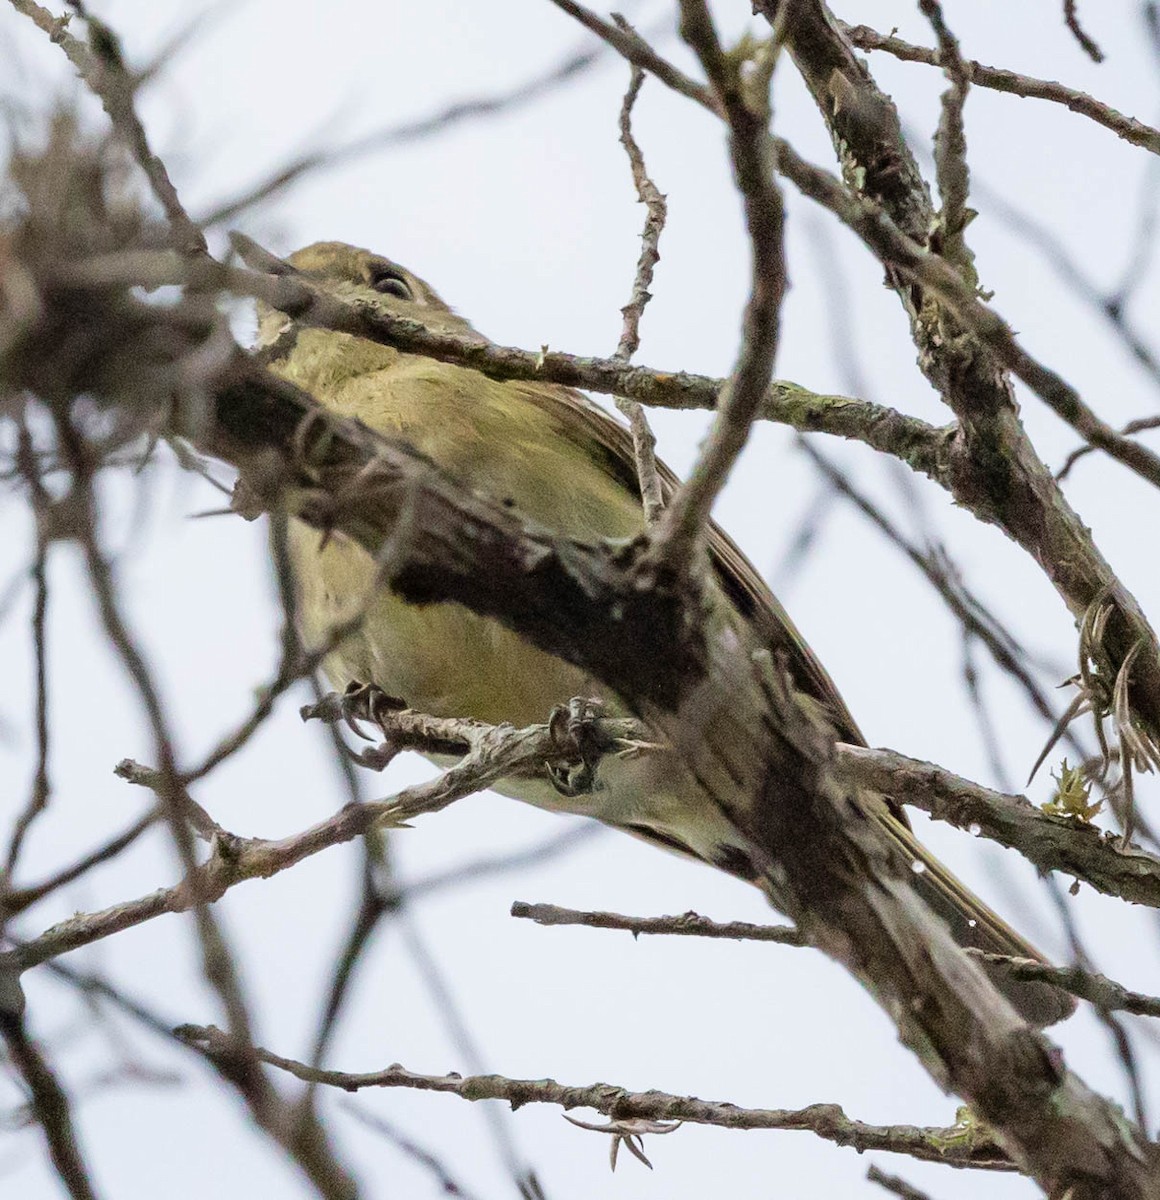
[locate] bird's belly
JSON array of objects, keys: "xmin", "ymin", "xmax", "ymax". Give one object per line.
[{"xmin": 288, "ymin": 521, "xmax": 755, "ymax": 873}]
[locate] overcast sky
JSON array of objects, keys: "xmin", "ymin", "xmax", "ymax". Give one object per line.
[{"xmin": 3, "ymin": 2, "xmax": 1160, "ymax": 1198}]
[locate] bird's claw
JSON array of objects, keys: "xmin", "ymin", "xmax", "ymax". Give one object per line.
[
  {"xmin": 562, "ymin": 1114, "xmax": 681, "ymax": 1171},
  {"xmin": 546, "ymin": 697, "xmax": 606, "ymax": 797},
  {"xmin": 341, "ymin": 682, "xmax": 406, "ymax": 738}
]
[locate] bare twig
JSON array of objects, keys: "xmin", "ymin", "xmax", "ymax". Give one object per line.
[
  {"xmin": 510, "ymin": 902, "xmax": 805, "ymax": 944},
  {"xmin": 399, "ymin": 825, "xmax": 602, "ymax": 904},
  {"xmin": 45, "ymin": 242, "xmax": 954, "ymax": 478},
  {"xmin": 919, "ymin": 1, "xmax": 973, "ymax": 274},
  {"xmin": 650, "ymin": 2, "xmax": 786, "ymax": 570},
  {"xmin": 300, "ymin": 713, "xmax": 387, "ymax": 1083},
  {"xmin": 799, "ymin": 441, "xmax": 1073, "ymax": 745},
  {"xmin": 201, "ymin": 37, "xmax": 610, "ymax": 228},
  {"xmin": 401, "ymin": 922, "xmax": 542, "ymax": 1199},
  {"xmin": 53, "ymin": 411, "xmax": 261, "ymax": 1054},
  {"xmin": 611, "ymin": 49, "xmax": 666, "ymax": 524},
  {"xmin": 304, "ymin": 843, "xmax": 391, "ymax": 1079},
  {"xmin": 3, "ymin": 807, "xmax": 159, "ymax": 918},
  {"xmin": 56, "ymin": 4, "xmax": 206, "ymax": 254},
  {"xmin": 841, "ymin": 25, "xmax": 1155, "ymax": 152},
  {"xmin": 7, "ymin": 709, "xmax": 645, "ymax": 970},
  {"xmin": 0, "ymin": 1006, "xmax": 100, "ymax": 1200},
  {"xmin": 1063, "ymin": 0, "xmax": 1105, "ymax": 62},
  {"xmin": 545, "ymin": 0, "xmax": 718, "ymax": 113},
  {"xmin": 769, "ymin": 135, "xmax": 1160, "ymax": 492},
  {"xmin": 1058, "ymin": 415, "xmax": 1160, "ymax": 479},
  {"xmin": 339, "ymin": 1101, "xmax": 486, "ymax": 1200},
  {"xmin": 837, "ymin": 744, "xmax": 1160, "ymax": 907},
  {"xmin": 967, "ymin": 952, "xmax": 1160, "ymax": 1018},
  {"xmin": 180, "ymin": 511, "xmax": 412, "ymax": 784},
  {"xmin": 177, "ymin": 1025, "xmax": 1017, "ymax": 1171},
  {"xmin": 964, "ymin": 171, "xmax": 1160, "ymax": 389},
  {"xmin": 868, "ymin": 1164, "xmax": 937, "ymax": 1200},
  {"xmin": 5, "ymin": 423, "xmax": 53, "ymax": 877}
]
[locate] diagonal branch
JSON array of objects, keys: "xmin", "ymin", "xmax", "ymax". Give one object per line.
[
  {"xmin": 841, "ymin": 23, "xmax": 1159, "ymax": 155},
  {"xmin": 0, "ymin": 1004, "xmax": 100, "ymax": 1200},
  {"xmin": 839, "ymin": 744, "xmax": 1160, "ymax": 907},
  {"xmin": 546, "ymin": 0, "xmax": 1160, "ymax": 760}
]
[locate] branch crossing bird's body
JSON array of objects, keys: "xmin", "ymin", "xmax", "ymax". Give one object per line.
[{"xmin": 261, "ymin": 241, "xmax": 1074, "ymax": 1026}]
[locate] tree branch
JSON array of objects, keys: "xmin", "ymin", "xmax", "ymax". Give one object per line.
[
  {"xmin": 177, "ymin": 1025, "xmax": 1018, "ymax": 1171},
  {"xmin": 841, "ymin": 23, "xmax": 1159, "ymax": 155},
  {"xmin": 838, "ymin": 744, "xmax": 1160, "ymax": 907},
  {"xmin": 509, "ymin": 902, "xmax": 806, "ymax": 944}
]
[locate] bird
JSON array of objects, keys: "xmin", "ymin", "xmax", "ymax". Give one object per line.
[{"xmin": 256, "ymin": 240, "xmax": 1073, "ymax": 1026}]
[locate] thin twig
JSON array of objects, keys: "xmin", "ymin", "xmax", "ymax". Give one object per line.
[
  {"xmin": 651, "ymin": 1, "xmax": 786, "ymax": 570},
  {"xmin": 1063, "ymin": 0, "xmax": 1105, "ymax": 62},
  {"xmin": 919, "ymin": 1, "xmax": 973, "ymax": 274},
  {"xmin": 339, "ymin": 1101, "xmax": 486, "ymax": 1200},
  {"xmin": 399, "ymin": 824, "xmax": 602, "ymax": 904},
  {"xmin": 967, "ymin": 951, "xmax": 1160, "ymax": 1018},
  {"xmin": 37, "ymin": 409, "xmax": 365, "ymax": 1188},
  {"xmin": 178, "ymin": 1026, "xmax": 1016, "ymax": 1171},
  {"xmin": 837, "ymin": 744, "xmax": 1160, "ymax": 907},
  {"xmin": 5, "ymin": 423, "xmax": 53, "ymax": 876},
  {"xmin": 973, "ymin": 173, "xmax": 1160, "ymax": 387},
  {"xmin": 768, "ymin": 135, "xmax": 1160, "ymax": 491},
  {"xmin": 180, "ymin": 509, "xmax": 407, "ymax": 784},
  {"xmin": 0, "ymin": 1007, "xmax": 101, "ymax": 1200},
  {"xmin": 611, "ymin": 46, "xmax": 666, "ymax": 524},
  {"xmin": 545, "ymin": 0, "xmax": 718, "ymax": 113},
  {"xmin": 841, "ymin": 24, "xmax": 1153, "ymax": 151},
  {"xmin": 3, "ymin": 808, "xmax": 159, "ymax": 918},
  {"xmin": 800, "ymin": 442, "xmax": 1075, "ymax": 750},
  {"xmin": 7, "ymin": 709, "xmax": 646, "ymax": 970},
  {"xmin": 401, "ymin": 922, "xmax": 542, "ymax": 1200},
  {"xmin": 510, "ymin": 902, "xmax": 805, "ymax": 944},
  {"xmin": 63, "ymin": 4, "xmax": 206, "ymax": 253},
  {"xmin": 867, "ymin": 1164, "xmax": 937, "ymax": 1200},
  {"xmin": 201, "ymin": 39, "xmax": 611, "ymax": 228},
  {"xmin": 1058, "ymin": 415, "xmax": 1160, "ymax": 479},
  {"xmin": 305, "ymin": 842, "xmax": 393, "ymax": 1072},
  {"xmin": 50, "ymin": 244, "xmax": 956, "ymax": 478}
]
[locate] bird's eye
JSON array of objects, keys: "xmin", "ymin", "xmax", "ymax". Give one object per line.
[{"xmin": 370, "ymin": 268, "xmax": 413, "ymax": 300}]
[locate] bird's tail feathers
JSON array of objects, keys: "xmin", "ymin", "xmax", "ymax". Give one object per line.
[{"xmin": 879, "ymin": 813, "xmax": 1075, "ymax": 1027}]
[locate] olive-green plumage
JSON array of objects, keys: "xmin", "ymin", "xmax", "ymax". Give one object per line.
[{"xmin": 263, "ymin": 241, "xmax": 1073, "ymax": 1026}]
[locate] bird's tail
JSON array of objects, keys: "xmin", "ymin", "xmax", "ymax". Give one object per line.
[{"xmin": 878, "ymin": 812, "xmax": 1075, "ymax": 1026}]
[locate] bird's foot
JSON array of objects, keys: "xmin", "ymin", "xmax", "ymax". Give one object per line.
[
  {"xmin": 329, "ymin": 682, "xmax": 409, "ymax": 770},
  {"xmin": 562, "ymin": 1114, "xmax": 681, "ymax": 1171},
  {"xmin": 337, "ymin": 681, "xmax": 405, "ymax": 733},
  {"xmin": 546, "ymin": 697, "xmax": 606, "ymax": 797}
]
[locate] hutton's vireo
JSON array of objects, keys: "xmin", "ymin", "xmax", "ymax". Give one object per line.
[{"xmin": 258, "ymin": 241, "xmax": 1073, "ymax": 1026}]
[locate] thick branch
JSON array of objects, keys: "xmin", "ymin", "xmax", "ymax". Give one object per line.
[
  {"xmin": 761, "ymin": 0, "xmax": 1160, "ymax": 787},
  {"xmin": 541, "ymin": 0, "xmax": 1160, "ymax": 758},
  {"xmin": 6, "ymin": 136, "xmax": 1160, "ymax": 1196},
  {"xmin": 191, "ymin": 356, "xmax": 1160, "ymax": 1194}
]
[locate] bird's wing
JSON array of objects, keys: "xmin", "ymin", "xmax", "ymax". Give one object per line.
[{"xmin": 506, "ymin": 378, "xmax": 866, "ymax": 748}]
